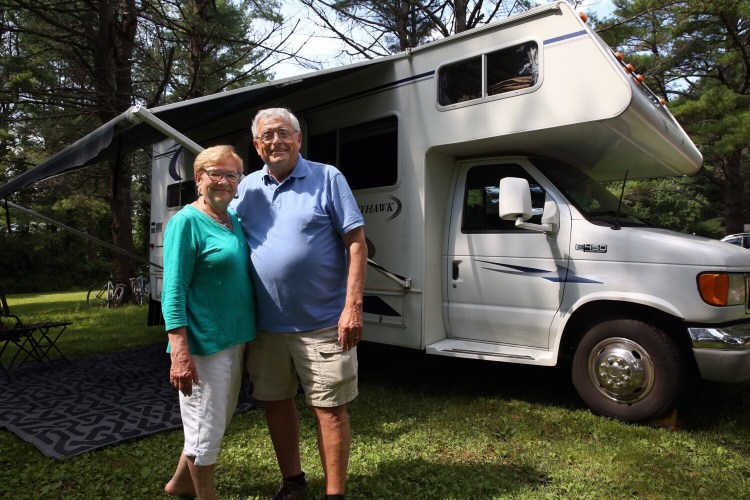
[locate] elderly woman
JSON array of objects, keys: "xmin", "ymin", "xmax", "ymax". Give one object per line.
[{"xmin": 162, "ymin": 145, "xmax": 255, "ymax": 500}]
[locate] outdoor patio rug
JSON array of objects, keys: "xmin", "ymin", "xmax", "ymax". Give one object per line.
[{"xmin": 0, "ymin": 342, "xmax": 260, "ymax": 459}]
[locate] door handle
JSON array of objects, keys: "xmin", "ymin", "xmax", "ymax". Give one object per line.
[{"xmin": 452, "ymin": 261, "xmax": 460, "ymax": 280}]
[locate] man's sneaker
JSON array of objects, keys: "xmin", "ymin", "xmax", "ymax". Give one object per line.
[{"xmin": 272, "ymin": 476, "xmax": 308, "ymax": 500}]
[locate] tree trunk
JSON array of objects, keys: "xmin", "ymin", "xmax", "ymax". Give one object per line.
[
  {"xmin": 720, "ymin": 150, "xmax": 745, "ymax": 235},
  {"xmin": 454, "ymin": 0, "xmax": 468, "ymax": 33},
  {"xmin": 93, "ymin": 0, "xmax": 138, "ymax": 298}
]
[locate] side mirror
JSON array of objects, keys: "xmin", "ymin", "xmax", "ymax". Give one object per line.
[
  {"xmin": 499, "ymin": 177, "xmax": 532, "ymax": 221},
  {"xmin": 498, "ymin": 177, "xmax": 558, "ymax": 233}
]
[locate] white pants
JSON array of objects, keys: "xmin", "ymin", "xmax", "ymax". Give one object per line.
[{"xmin": 179, "ymin": 343, "xmax": 244, "ymax": 466}]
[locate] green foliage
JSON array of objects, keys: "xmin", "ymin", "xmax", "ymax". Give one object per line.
[
  {"xmin": 3, "ymin": 293, "xmax": 750, "ymax": 498},
  {"xmin": 595, "ymin": 0, "xmax": 750, "ymax": 232},
  {"xmin": 607, "ymin": 176, "xmax": 720, "ymax": 236},
  {"xmin": 0, "ymin": 193, "xmax": 115, "ymax": 292},
  {"xmin": 672, "ymin": 84, "xmax": 750, "ymax": 159}
]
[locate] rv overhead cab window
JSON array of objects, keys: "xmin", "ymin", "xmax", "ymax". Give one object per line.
[
  {"xmin": 438, "ymin": 57, "xmax": 482, "ymax": 106},
  {"xmin": 439, "ymin": 41, "xmax": 539, "ymax": 107}
]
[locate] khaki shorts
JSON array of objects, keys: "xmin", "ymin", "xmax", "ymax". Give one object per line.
[{"xmin": 246, "ymin": 325, "xmax": 358, "ymax": 407}]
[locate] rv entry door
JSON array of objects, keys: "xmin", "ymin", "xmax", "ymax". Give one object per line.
[{"xmin": 446, "ymin": 160, "xmax": 568, "ymax": 349}]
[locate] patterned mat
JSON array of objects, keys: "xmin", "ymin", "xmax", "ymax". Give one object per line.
[{"xmin": 0, "ymin": 343, "xmax": 259, "ymax": 459}]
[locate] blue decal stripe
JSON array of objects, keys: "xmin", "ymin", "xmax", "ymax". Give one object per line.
[
  {"xmin": 544, "ymin": 277, "xmax": 602, "ymax": 284},
  {"xmin": 302, "ymin": 30, "xmax": 587, "ymax": 113},
  {"xmin": 477, "ymin": 259, "xmax": 602, "ymax": 284},
  {"xmin": 544, "ymin": 30, "xmax": 587, "ymax": 45},
  {"xmin": 475, "ymin": 259, "xmax": 549, "ymax": 274},
  {"xmin": 299, "ymin": 71, "xmax": 433, "ymax": 114}
]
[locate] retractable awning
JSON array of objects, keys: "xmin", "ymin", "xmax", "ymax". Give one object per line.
[{"xmin": 0, "ymin": 58, "xmax": 389, "ymax": 199}]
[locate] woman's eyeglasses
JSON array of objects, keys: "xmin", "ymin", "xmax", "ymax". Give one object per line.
[{"xmin": 203, "ymin": 169, "xmax": 241, "ymax": 183}]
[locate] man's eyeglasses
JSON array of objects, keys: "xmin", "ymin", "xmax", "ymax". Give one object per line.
[
  {"xmin": 257, "ymin": 129, "xmax": 296, "ymax": 144},
  {"xmin": 203, "ymin": 169, "xmax": 241, "ymax": 183}
]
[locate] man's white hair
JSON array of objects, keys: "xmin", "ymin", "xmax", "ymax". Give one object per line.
[{"xmin": 252, "ymin": 108, "xmax": 301, "ymax": 137}]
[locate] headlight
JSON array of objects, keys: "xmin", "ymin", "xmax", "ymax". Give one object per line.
[{"xmin": 697, "ymin": 272, "xmax": 747, "ymax": 307}]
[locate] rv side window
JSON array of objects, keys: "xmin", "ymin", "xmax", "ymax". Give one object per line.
[
  {"xmin": 462, "ymin": 164, "xmax": 544, "ymax": 233},
  {"xmin": 166, "ymin": 180, "xmax": 197, "ymax": 209},
  {"xmin": 487, "ymin": 41, "xmax": 538, "ymax": 96},
  {"xmin": 438, "ymin": 57, "xmax": 482, "ymax": 106},
  {"xmin": 438, "ymin": 41, "xmax": 539, "ymax": 107},
  {"xmin": 309, "ymin": 116, "xmax": 398, "ymax": 191}
]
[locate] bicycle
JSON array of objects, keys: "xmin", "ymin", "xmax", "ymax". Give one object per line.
[
  {"xmin": 129, "ymin": 267, "xmax": 150, "ymax": 306},
  {"xmin": 87, "ymin": 273, "xmax": 126, "ymax": 308}
]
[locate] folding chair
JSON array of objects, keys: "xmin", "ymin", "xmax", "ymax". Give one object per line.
[
  {"xmin": 0, "ymin": 288, "xmax": 73, "ymax": 369},
  {"xmin": 0, "ymin": 315, "xmax": 45, "ymax": 382}
]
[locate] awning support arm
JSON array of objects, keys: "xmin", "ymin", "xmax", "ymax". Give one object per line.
[
  {"xmin": 4, "ymin": 200, "xmax": 162, "ymax": 269},
  {"xmin": 367, "ymin": 258, "xmax": 411, "ymax": 289},
  {"xmin": 125, "ymin": 105, "xmax": 205, "ymax": 155}
]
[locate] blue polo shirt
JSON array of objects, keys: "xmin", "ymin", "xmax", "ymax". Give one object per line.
[{"xmin": 231, "ymin": 155, "xmax": 364, "ymax": 332}]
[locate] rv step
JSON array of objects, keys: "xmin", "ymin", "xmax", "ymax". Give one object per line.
[{"xmin": 425, "ymin": 339, "xmax": 556, "ymax": 366}]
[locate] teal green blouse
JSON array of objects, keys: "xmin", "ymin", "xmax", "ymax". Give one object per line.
[{"xmin": 162, "ymin": 204, "xmax": 255, "ymax": 355}]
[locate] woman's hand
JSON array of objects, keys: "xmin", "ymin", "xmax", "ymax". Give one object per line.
[{"xmin": 168, "ymin": 329, "xmax": 200, "ymax": 396}]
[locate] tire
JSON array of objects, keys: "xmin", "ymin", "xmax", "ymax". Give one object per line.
[
  {"xmin": 135, "ymin": 281, "xmax": 150, "ymax": 306},
  {"xmin": 111, "ymin": 284, "xmax": 125, "ymax": 308},
  {"xmin": 87, "ymin": 284, "xmax": 108, "ymax": 308},
  {"xmin": 571, "ymin": 319, "xmax": 684, "ymax": 422}
]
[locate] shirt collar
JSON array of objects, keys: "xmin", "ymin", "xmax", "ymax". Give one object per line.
[{"xmin": 262, "ymin": 154, "xmax": 308, "ymax": 185}]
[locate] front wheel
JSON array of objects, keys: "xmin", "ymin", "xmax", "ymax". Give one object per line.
[
  {"xmin": 87, "ymin": 284, "xmax": 108, "ymax": 308},
  {"xmin": 111, "ymin": 283, "xmax": 125, "ymax": 308},
  {"xmin": 571, "ymin": 319, "xmax": 684, "ymax": 422}
]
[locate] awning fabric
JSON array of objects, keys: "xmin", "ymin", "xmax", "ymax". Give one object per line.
[{"xmin": 0, "ymin": 60, "xmax": 384, "ymax": 199}]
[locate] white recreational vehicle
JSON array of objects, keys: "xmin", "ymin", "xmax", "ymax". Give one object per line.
[{"xmin": 142, "ymin": 1, "xmax": 750, "ymax": 422}]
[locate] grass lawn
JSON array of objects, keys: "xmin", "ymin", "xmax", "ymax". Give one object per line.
[{"xmin": 2, "ymin": 291, "xmax": 750, "ymax": 499}]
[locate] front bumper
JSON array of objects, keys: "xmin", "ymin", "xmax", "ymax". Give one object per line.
[{"xmin": 689, "ymin": 322, "xmax": 750, "ymax": 383}]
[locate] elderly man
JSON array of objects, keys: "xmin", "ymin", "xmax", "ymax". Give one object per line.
[{"xmin": 231, "ymin": 107, "xmax": 366, "ymax": 500}]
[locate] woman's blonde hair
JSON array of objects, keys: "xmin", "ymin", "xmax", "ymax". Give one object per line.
[{"xmin": 193, "ymin": 145, "xmax": 243, "ymax": 180}]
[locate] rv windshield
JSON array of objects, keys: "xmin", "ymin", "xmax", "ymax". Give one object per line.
[{"xmin": 532, "ymin": 158, "xmax": 652, "ymax": 228}]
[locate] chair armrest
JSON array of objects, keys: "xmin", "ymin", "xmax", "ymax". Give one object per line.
[{"xmin": 1, "ymin": 313, "xmax": 23, "ymax": 329}]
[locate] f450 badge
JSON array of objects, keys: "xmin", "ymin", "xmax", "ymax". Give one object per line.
[{"xmin": 575, "ymin": 243, "xmax": 608, "ymax": 253}]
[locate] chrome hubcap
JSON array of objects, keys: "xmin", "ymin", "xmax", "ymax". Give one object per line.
[{"xmin": 588, "ymin": 337, "xmax": 654, "ymax": 403}]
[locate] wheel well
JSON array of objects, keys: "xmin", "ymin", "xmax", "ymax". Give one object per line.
[{"xmin": 559, "ymin": 301, "xmax": 698, "ymax": 375}]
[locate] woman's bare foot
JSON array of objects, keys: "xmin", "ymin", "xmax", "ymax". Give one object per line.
[
  {"xmin": 164, "ymin": 475, "xmax": 197, "ymax": 498},
  {"xmin": 165, "ymin": 453, "xmax": 197, "ymax": 498}
]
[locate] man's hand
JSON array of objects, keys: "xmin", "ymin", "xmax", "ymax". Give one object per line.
[
  {"xmin": 339, "ymin": 304, "xmax": 363, "ymax": 350},
  {"xmin": 340, "ymin": 226, "xmax": 367, "ymax": 350}
]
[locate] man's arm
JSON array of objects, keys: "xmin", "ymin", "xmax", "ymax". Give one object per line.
[{"xmin": 339, "ymin": 226, "xmax": 367, "ymax": 350}]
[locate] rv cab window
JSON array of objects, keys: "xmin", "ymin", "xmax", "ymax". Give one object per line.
[
  {"xmin": 462, "ymin": 164, "xmax": 545, "ymax": 233},
  {"xmin": 438, "ymin": 41, "xmax": 539, "ymax": 107}
]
